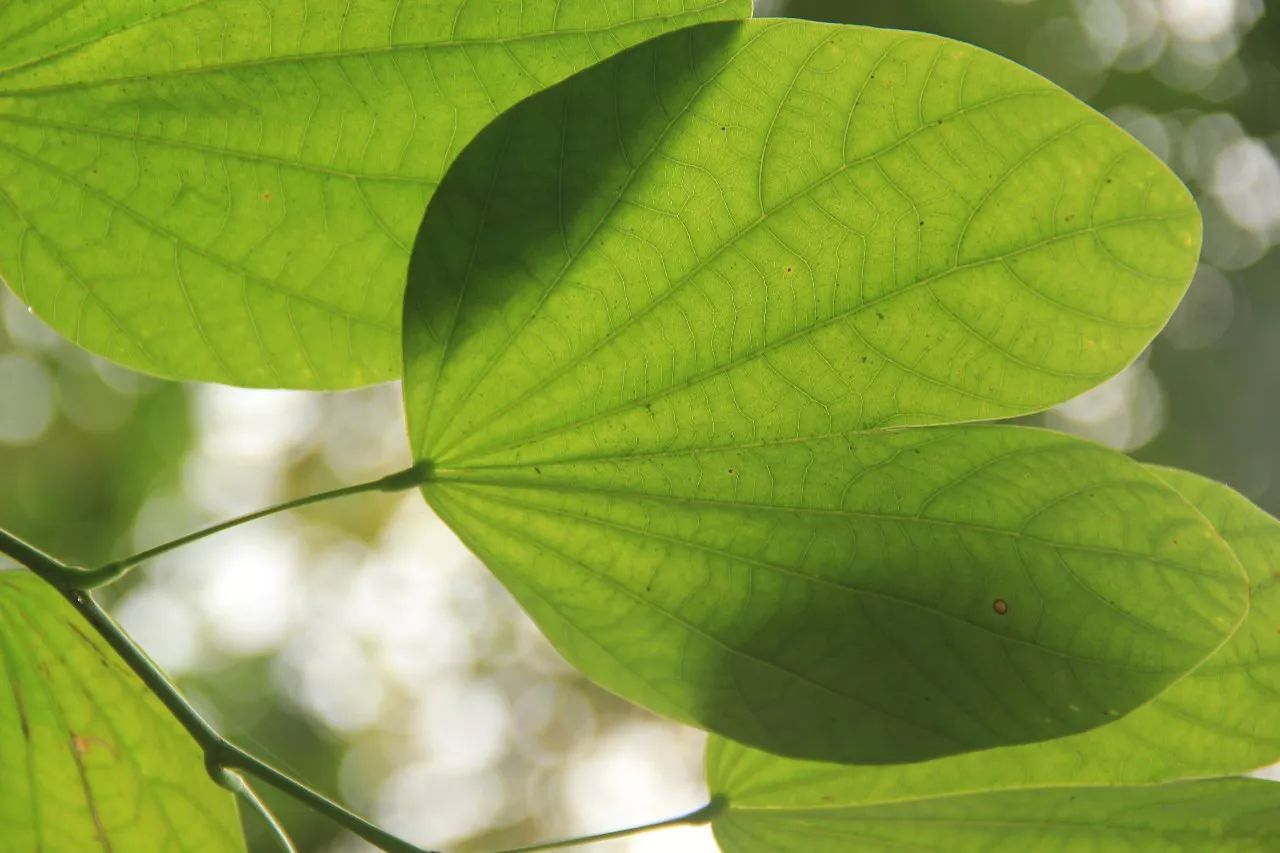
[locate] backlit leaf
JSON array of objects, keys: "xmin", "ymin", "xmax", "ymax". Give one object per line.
[
  {"xmin": 0, "ymin": 572, "xmax": 243, "ymax": 852},
  {"xmin": 706, "ymin": 775, "xmax": 1280, "ymax": 852},
  {"xmin": 0, "ymin": 0, "xmax": 749, "ymax": 388},
  {"xmin": 705, "ymin": 466, "xmax": 1280, "ymax": 794},
  {"xmin": 401, "ymin": 21, "xmax": 1232, "ymax": 763}
]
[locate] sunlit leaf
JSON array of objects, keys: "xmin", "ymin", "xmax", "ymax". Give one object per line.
[
  {"xmin": 416, "ymin": 427, "xmax": 1245, "ymax": 763},
  {"xmin": 705, "ymin": 466, "xmax": 1280, "ymax": 793},
  {"xmin": 0, "ymin": 0, "xmax": 749, "ymax": 389},
  {"xmin": 706, "ymin": 774, "xmax": 1280, "ymax": 852},
  {"xmin": 0, "ymin": 572, "xmax": 243, "ymax": 852},
  {"xmin": 401, "ymin": 21, "xmax": 1232, "ymax": 763}
]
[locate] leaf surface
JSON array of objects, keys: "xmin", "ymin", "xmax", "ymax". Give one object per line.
[
  {"xmin": 707, "ymin": 776, "xmax": 1280, "ymax": 852},
  {"xmin": 0, "ymin": 572, "xmax": 244, "ymax": 852},
  {"xmin": 404, "ymin": 19, "xmax": 1201, "ymax": 471},
  {"xmin": 419, "ymin": 426, "xmax": 1246, "ymax": 762},
  {"xmin": 402, "ymin": 22, "xmax": 1230, "ymax": 763},
  {"xmin": 0, "ymin": 0, "xmax": 749, "ymax": 388},
  {"xmin": 706, "ymin": 467, "xmax": 1280, "ymax": 792}
]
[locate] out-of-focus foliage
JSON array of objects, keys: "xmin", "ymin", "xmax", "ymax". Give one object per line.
[{"xmin": 1, "ymin": 1, "xmax": 1276, "ymax": 851}]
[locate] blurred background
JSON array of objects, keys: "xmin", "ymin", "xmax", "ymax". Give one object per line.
[{"xmin": 1, "ymin": 0, "xmax": 1276, "ymax": 850}]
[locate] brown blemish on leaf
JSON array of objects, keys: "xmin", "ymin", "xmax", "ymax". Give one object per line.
[
  {"xmin": 262, "ymin": 191, "xmax": 273, "ymax": 201},
  {"xmin": 13, "ymin": 683, "xmax": 29, "ymax": 741},
  {"xmin": 993, "ymin": 599, "xmax": 1009, "ymax": 616},
  {"xmin": 72, "ymin": 732, "xmax": 116, "ymax": 758}
]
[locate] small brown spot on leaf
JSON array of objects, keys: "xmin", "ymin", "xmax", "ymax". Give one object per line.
[
  {"xmin": 262, "ymin": 191, "xmax": 273, "ymax": 201},
  {"xmin": 727, "ymin": 468, "xmax": 737, "ymax": 476},
  {"xmin": 993, "ymin": 599, "xmax": 1009, "ymax": 615}
]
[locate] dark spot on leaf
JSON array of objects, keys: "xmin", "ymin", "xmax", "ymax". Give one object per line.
[
  {"xmin": 876, "ymin": 312, "xmax": 885, "ymax": 320},
  {"xmin": 918, "ymin": 220, "xmax": 924, "ymax": 226},
  {"xmin": 262, "ymin": 191, "xmax": 273, "ymax": 201},
  {"xmin": 13, "ymin": 684, "xmax": 28, "ymax": 741},
  {"xmin": 534, "ymin": 467, "xmax": 542, "ymax": 474},
  {"xmin": 785, "ymin": 265, "xmax": 794, "ymax": 274},
  {"xmin": 860, "ymin": 356, "xmax": 868, "ymax": 363},
  {"xmin": 727, "ymin": 468, "xmax": 737, "ymax": 476},
  {"xmin": 993, "ymin": 599, "xmax": 1009, "ymax": 615}
]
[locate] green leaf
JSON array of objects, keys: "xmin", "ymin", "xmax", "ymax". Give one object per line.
[
  {"xmin": 706, "ymin": 776, "xmax": 1280, "ymax": 852},
  {"xmin": 403, "ymin": 19, "xmax": 1201, "ymax": 472},
  {"xmin": 417, "ymin": 425, "xmax": 1246, "ymax": 763},
  {"xmin": 0, "ymin": 0, "xmax": 749, "ymax": 389},
  {"xmin": 402, "ymin": 21, "xmax": 1232, "ymax": 762},
  {"xmin": 705, "ymin": 466, "xmax": 1280, "ymax": 793},
  {"xmin": 0, "ymin": 571, "xmax": 244, "ymax": 852}
]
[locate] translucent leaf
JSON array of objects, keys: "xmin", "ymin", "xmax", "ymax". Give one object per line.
[
  {"xmin": 404, "ymin": 20, "xmax": 1201, "ymax": 472},
  {"xmin": 0, "ymin": 572, "xmax": 243, "ymax": 852},
  {"xmin": 705, "ymin": 467, "xmax": 1280, "ymax": 790},
  {"xmin": 706, "ymin": 775, "xmax": 1280, "ymax": 852},
  {"xmin": 0, "ymin": 0, "xmax": 750, "ymax": 389},
  {"xmin": 401, "ymin": 22, "xmax": 1235, "ymax": 762}
]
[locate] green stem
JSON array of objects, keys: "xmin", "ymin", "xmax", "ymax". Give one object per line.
[
  {"xmin": 1, "ymin": 467, "xmax": 437, "ymax": 853},
  {"xmin": 79, "ymin": 462, "xmax": 432, "ymax": 588},
  {"xmin": 64, "ymin": 588, "xmax": 436, "ymax": 853},
  {"xmin": 0, "ymin": 526, "xmax": 76, "ymax": 586},
  {"xmin": 215, "ymin": 768, "xmax": 298, "ymax": 853},
  {"xmin": 494, "ymin": 799, "xmax": 726, "ymax": 853}
]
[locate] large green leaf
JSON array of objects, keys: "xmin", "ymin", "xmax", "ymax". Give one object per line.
[
  {"xmin": 706, "ymin": 776, "xmax": 1280, "ymax": 851},
  {"xmin": 403, "ymin": 19, "xmax": 1200, "ymax": 471},
  {"xmin": 402, "ymin": 21, "xmax": 1229, "ymax": 763},
  {"xmin": 705, "ymin": 467, "xmax": 1280, "ymax": 795},
  {"xmin": 0, "ymin": 0, "xmax": 749, "ymax": 389},
  {"xmin": 417, "ymin": 425, "xmax": 1246, "ymax": 763},
  {"xmin": 0, "ymin": 571, "xmax": 244, "ymax": 851}
]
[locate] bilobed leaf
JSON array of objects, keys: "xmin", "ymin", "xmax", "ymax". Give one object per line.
[
  {"xmin": 404, "ymin": 19, "xmax": 1201, "ymax": 471},
  {"xmin": 0, "ymin": 572, "xmax": 243, "ymax": 852},
  {"xmin": 420, "ymin": 427, "xmax": 1246, "ymax": 763},
  {"xmin": 705, "ymin": 467, "xmax": 1280, "ymax": 796},
  {"xmin": 401, "ymin": 21, "xmax": 1232, "ymax": 763},
  {"xmin": 706, "ymin": 776, "xmax": 1280, "ymax": 852},
  {"xmin": 0, "ymin": 0, "xmax": 750, "ymax": 389}
]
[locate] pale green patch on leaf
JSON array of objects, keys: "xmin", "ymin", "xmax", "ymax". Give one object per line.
[
  {"xmin": 704, "ymin": 466, "xmax": 1280, "ymax": 793},
  {"xmin": 705, "ymin": 774, "xmax": 1280, "ymax": 852},
  {"xmin": 0, "ymin": 0, "xmax": 749, "ymax": 389},
  {"xmin": 402, "ymin": 21, "xmax": 1230, "ymax": 763},
  {"xmin": 0, "ymin": 572, "xmax": 243, "ymax": 852}
]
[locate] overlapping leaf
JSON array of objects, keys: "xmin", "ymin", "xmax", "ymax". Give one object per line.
[
  {"xmin": 402, "ymin": 19, "xmax": 1226, "ymax": 763},
  {"xmin": 706, "ymin": 776, "xmax": 1280, "ymax": 851},
  {"xmin": 705, "ymin": 467, "xmax": 1280, "ymax": 798},
  {"xmin": 0, "ymin": 571, "xmax": 243, "ymax": 852},
  {"xmin": 0, "ymin": 0, "xmax": 749, "ymax": 388}
]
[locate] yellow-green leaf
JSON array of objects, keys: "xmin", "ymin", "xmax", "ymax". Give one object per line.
[
  {"xmin": 402, "ymin": 21, "xmax": 1231, "ymax": 763},
  {"xmin": 0, "ymin": 572, "xmax": 243, "ymax": 852},
  {"xmin": 0, "ymin": 0, "xmax": 750, "ymax": 389}
]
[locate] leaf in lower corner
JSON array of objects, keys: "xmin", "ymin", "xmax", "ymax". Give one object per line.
[
  {"xmin": 0, "ymin": 0, "xmax": 750, "ymax": 389},
  {"xmin": 707, "ymin": 775, "xmax": 1280, "ymax": 852},
  {"xmin": 400, "ymin": 21, "xmax": 1232, "ymax": 763},
  {"xmin": 0, "ymin": 572, "xmax": 243, "ymax": 852}
]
